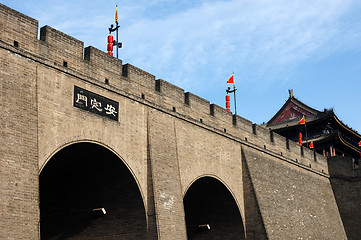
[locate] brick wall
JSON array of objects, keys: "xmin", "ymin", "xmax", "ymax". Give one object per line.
[
  {"xmin": 242, "ymin": 146, "xmax": 347, "ymax": 239},
  {"xmin": 0, "ymin": 47, "xmax": 39, "ymax": 238}
]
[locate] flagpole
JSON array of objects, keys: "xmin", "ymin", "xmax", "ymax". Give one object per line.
[
  {"xmin": 108, "ymin": 5, "xmax": 122, "ymax": 59},
  {"xmin": 116, "ymin": 24, "xmax": 119, "ymax": 58},
  {"xmin": 304, "ymin": 121, "xmax": 308, "ymax": 148},
  {"xmin": 116, "ymin": 5, "xmax": 119, "ymax": 59},
  {"xmin": 233, "ymin": 84, "xmax": 237, "ymax": 116}
]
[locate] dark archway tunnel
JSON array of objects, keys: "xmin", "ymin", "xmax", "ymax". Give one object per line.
[
  {"xmin": 40, "ymin": 142, "xmax": 146, "ymax": 240},
  {"xmin": 184, "ymin": 177, "xmax": 245, "ymax": 240}
]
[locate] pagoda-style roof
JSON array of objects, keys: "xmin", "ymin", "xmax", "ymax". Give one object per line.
[
  {"xmin": 266, "ymin": 89, "xmax": 322, "ymax": 128},
  {"xmin": 266, "ymin": 90, "xmax": 361, "ymax": 159}
]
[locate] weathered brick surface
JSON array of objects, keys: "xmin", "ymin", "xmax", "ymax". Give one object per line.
[
  {"xmin": 147, "ymin": 110, "xmax": 187, "ymax": 240},
  {"xmin": 0, "ymin": 3, "xmax": 38, "ymax": 52},
  {"xmin": 0, "ymin": 48, "xmax": 39, "ymax": 239},
  {"xmin": 0, "ymin": 3, "xmax": 351, "ymax": 240},
  {"xmin": 242, "ymin": 145, "xmax": 347, "ymax": 239}
]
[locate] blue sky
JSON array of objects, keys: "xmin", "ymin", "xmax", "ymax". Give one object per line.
[{"xmin": 3, "ymin": 0, "xmax": 361, "ymax": 133}]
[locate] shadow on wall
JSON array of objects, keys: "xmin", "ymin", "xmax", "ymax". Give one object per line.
[{"xmin": 328, "ymin": 156, "xmax": 361, "ymax": 240}]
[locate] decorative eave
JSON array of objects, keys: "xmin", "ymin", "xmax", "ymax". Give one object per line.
[
  {"xmin": 303, "ymin": 130, "xmax": 338, "ymax": 144},
  {"xmin": 333, "ymin": 115, "xmax": 361, "ymax": 139},
  {"xmin": 302, "ymin": 130, "xmax": 360, "ymax": 156},
  {"xmin": 307, "ymin": 132, "xmax": 360, "ymax": 155},
  {"xmin": 267, "ymin": 110, "xmax": 334, "ymax": 131},
  {"xmin": 338, "ymin": 132, "xmax": 361, "ymax": 154}
]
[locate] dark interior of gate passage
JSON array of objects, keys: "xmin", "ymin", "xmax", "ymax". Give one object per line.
[
  {"xmin": 40, "ymin": 143, "xmax": 146, "ymax": 240},
  {"xmin": 184, "ymin": 177, "xmax": 245, "ymax": 240}
]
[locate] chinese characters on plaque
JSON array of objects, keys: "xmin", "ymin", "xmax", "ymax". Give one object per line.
[{"xmin": 74, "ymin": 86, "xmax": 119, "ymax": 121}]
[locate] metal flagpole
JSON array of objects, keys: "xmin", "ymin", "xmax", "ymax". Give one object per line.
[
  {"xmin": 115, "ymin": 5, "xmax": 119, "ymax": 59},
  {"xmin": 233, "ymin": 84, "xmax": 237, "ymax": 116},
  {"xmin": 108, "ymin": 5, "xmax": 122, "ymax": 59},
  {"xmin": 304, "ymin": 121, "xmax": 308, "ymax": 148}
]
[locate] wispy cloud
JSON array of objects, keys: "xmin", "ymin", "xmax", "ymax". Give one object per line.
[
  {"xmin": 112, "ymin": 0, "xmax": 361, "ymax": 93},
  {"xmin": 10, "ymin": 0, "xmax": 360, "ymax": 93}
]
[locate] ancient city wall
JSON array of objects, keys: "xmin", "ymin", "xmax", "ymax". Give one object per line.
[
  {"xmin": 0, "ymin": 3, "xmax": 346, "ymax": 239},
  {"xmin": 0, "ymin": 3, "xmax": 329, "ymax": 175}
]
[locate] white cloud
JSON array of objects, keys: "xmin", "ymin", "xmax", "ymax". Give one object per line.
[
  {"xmin": 9, "ymin": 0, "xmax": 361, "ymax": 96},
  {"xmin": 113, "ymin": 0, "xmax": 360, "ymax": 93}
]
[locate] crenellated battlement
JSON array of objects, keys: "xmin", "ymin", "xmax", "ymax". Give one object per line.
[
  {"xmin": 123, "ymin": 64, "xmax": 154, "ymax": 88},
  {"xmin": 40, "ymin": 25, "xmax": 84, "ymax": 58},
  {"xmin": 0, "ymin": 3, "xmax": 328, "ymax": 175},
  {"xmin": 0, "ymin": 3, "xmax": 38, "ymax": 52},
  {"xmin": 184, "ymin": 92, "xmax": 210, "ymax": 117}
]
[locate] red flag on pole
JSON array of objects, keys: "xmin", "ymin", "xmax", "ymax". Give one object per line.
[
  {"xmin": 309, "ymin": 141, "xmax": 314, "ymax": 149},
  {"xmin": 298, "ymin": 115, "xmax": 305, "ymax": 125},
  {"xmin": 227, "ymin": 74, "xmax": 234, "ymax": 84},
  {"xmin": 115, "ymin": 5, "xmax": 119, "ymax": 23},
  {"xmin": 358, "ymin": 141, "xmax": 361, "ymax": 147}
]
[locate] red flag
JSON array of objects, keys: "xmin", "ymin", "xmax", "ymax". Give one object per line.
[
  {"xmin": 115, "ymin": 5, "xmax": 119, "ymax": 23},
  {"xmin": 227, "ymin": 74, "xmax": 234, "ymax": 84},
  {"xmin": 298, "ymin": 115, "xmax": 305, "ymax": 125},
  {"xmin": 309, "ymin": 141, "xmax": 314, "ymax": 149},
  {"xmin": 358, "ymin": 141, "xmax": 361, "ymax": 147}
]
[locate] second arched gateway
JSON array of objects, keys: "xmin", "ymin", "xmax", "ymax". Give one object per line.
[{"xmin": 184, "ymin": 176, "xmax": 245, "ymax": 240}]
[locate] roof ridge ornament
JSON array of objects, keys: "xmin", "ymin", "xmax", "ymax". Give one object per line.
[{"xmin": 289, "ymin": 89, "xmax": 294, "ymax": 98}]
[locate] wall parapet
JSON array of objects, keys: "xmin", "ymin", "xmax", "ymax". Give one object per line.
[
  {"xmin": 328, "ymin": 157, "xmax": 361, "ymax": 180},
  {"xmin": 123, "ymin": 64, "xmax": 155, "ymax": 89},
  {"xmin": 85, "ymin": 46, "xmax": 123, "ymax": 72},
  {"xmin": 40, "ymin": 25, "xmax": 84, "ymax": 58}
]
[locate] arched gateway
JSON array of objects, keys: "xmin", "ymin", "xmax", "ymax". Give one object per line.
[
  {"xmin": 39, "ymin": 142, "xmax": 147, "ymax": 239},
  {"xmin": 184, "ymin": 177, "xmax": 246, "ymax": 240}
]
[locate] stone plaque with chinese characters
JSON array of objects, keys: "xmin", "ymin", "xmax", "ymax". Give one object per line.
[{"xmin": 73, "ymin": 86, "xmax": 119, "ymax": 121}]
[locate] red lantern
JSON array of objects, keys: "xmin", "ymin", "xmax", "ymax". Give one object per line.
[
  {"xmin": 298, "ymin": 133, "xmax": 302, "ymax": 146},
  {"xmin": 226, "ymin": 101, "xmax": 230, "ymax": 110},
  {"xmin": 108, "ymin": 35, "xmax": 113, "ymax": 43},
  {"xmin": 225, "ymin": 95, "xmax": 230, "ymax": 111},
  {"xmin": 107, "ymin": 43, "xmax": 113, "ymax": 52},
  {"xmin": 107, "ymin": 35, "xmax": 114, "ymax": 55}
]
